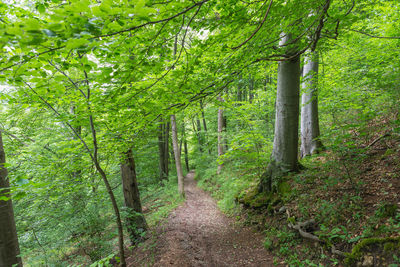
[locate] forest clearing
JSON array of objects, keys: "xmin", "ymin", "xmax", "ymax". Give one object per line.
[{"xmin": 1, "ymin": 0, "xmax": 400, "ymax": 266}]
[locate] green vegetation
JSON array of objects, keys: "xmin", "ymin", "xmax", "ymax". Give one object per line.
[{"xmin": 1, "ymin": 0, "xmax": 400, "ymax": 266}]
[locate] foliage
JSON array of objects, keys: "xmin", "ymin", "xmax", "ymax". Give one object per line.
[{"xmin": 0, "ymin": 0, "xmax": 400, "ymax": 265}]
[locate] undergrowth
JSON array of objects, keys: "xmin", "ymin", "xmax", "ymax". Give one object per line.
[{"xmin": 194, "ymin": 110, "xmax": 400, "ymax": 266}]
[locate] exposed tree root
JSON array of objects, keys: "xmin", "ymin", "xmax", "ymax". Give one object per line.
[{"xmin": 285, "ymin": 210, "xmax": 346, "ymax": 257}]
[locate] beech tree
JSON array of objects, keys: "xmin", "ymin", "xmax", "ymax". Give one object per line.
[
  {"xmin": 300, "ymin": 51, "xmax": 324, "ymax": 157},
  {"xmin": 259, "ymin": 34, "xmax": 301, "ymax": 192},
  {"xmin": 0, "ymin": 131, "xmax": 22, "ymax": 267}
]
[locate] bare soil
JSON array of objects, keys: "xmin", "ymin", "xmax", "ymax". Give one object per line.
[{"xmin": 126, "ymin": 171, "xmax": 276, "ymax": 267}]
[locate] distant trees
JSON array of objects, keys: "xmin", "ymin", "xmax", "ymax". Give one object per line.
[{"xmin": 0, "ymin": 131, "xmax": 22, "ymax": 267}]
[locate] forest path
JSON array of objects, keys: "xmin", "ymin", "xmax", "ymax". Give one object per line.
[{"xmin": 126, "ymin": 171, "xmax": 276, "ymax": 266}]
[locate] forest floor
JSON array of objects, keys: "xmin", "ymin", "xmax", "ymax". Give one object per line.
[{"xmin": 126, "ymin": 171, "xmax": 277, "ymax": 267}]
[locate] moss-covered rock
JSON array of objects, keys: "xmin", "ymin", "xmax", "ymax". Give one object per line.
[{"xmin": 344, "ymin": 236, "xmax": 400, "ymax": 266}]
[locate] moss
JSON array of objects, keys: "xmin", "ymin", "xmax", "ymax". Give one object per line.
[
  {"xmin": 344, "ymin": 236, "xmax": 400, "ymax": 266},
  {"xmin": 277, "ymin": 181, "xmax": 291, "ymax": 196},
  {"xmin": 238, "ymin": 186, "xmax": 282, "ymax": 209}
]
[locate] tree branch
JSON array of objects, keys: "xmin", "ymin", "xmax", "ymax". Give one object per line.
[
  {"xmin": 231, "ymin": 0, "xmax": 273, "ymax": 50},
  {"xmin": 349, "ymin": 29, "xmax": 400, "ymax": 39}
]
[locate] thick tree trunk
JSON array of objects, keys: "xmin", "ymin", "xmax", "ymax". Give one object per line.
[
  {"xmin": 171, "ymin": 115, "xmax": 184, "ymax": 196},
  {"xmin": 217, "ymin": 96, "xmax": 225, "ymax": 175},
  {"xmin": 300, "ymin": 51, "xmax": 323, "ymax": 158},
  {"xmin": 121, "ymin": 149, "xmax": 147, "ymax": 245},
  {"xmin": 0, "ymin": 131, "xmax": 22, "ymax": 267},
  {"xmin": 259, "ymin": 34, "xmax": 301, "ymax": 192}
]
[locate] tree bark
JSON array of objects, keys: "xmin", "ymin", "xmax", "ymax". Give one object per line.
[
  {"xmin": 0, "ymin": 131, "xmax": 22, "ymax": 267},
  {"xmin": 196, "ymin": 116, "xmax": 204, "ymax": 149},
  {"xmin": 191, "ymin": 118, "xmax": 203, "ymax": 153},
  {"xmin": 120, "ymin": 149, "xmax": 147, "ymax": 245},
  {"xmin": 181, "ymin": 125, "xmax": 190, "ymax": 172},
  {"xmin": 217, "ymin": 96, "xmax": 225, "ymax": 175},
  {"xmin": 158, "ymin": 120, "xmax": 169, "ymax": 181},
  {"xmin": 259, "ymin": 34, "xmax": 301, "ymax": 192},
  {"xmin": 249, "ymin": 75, "xmax": 254, "ymax": 103},
  {"xmin": 200, "ymin": 100, "xmax": 211, "ymax": 155},
  {"xmin": 89, "ymin": 115, "xmax": 126, "ymax": 266},
  {"xmin": 184, "ymin": 139, "xmax": 189, "ymax": 172},
  {"xmin": 300, "ymin": 51, "xmax": 323, "ymax": 158},
  {"xmin": 171, "ymin": 115, "xmax": 184, "ymax": 196}
]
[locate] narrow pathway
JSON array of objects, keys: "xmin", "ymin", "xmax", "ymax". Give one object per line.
[{"xmin": 127, "ymin": 171, "xmax": 275, "ymax": 266}]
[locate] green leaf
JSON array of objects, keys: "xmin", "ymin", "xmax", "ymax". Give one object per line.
[{"xmin": 66, "ymin": 38, "xmax": 88, "ymax": 50}]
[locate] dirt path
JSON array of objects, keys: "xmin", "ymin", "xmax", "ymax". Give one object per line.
[{"xmin": 127, "ymin": 171, "xmax": 276, "ymax": 266}]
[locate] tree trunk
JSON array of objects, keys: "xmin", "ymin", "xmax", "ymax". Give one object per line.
[
  {"xmin": 192, "ymin": 118, "xmax": 203, "ymax": 153},
  {"xmin": 158, "ymin": 120, "xmax": 169, "ymax": 181},
  {"xmin": 0, "ymin": 131, "xmax": 22, "ymax": 267},
  {"xmin": 181, "ymin": 125, "xmax": 190, "ymax": 172},
  {"xmin": 120, "ymin": 149, "xmax": 147, "ymax": 245},
  {"xmin": 300, "ymin": 51, "xmax": 323, "ymax": 158},
  {"xmin": 249, "ymin": 75, "xmax": 254, "ymax": 103},
  {"xmin": 196, "ymin": 116, "xmax": 204, "ymax": 150},
  {"xmin": 184, "ymin": 139, "xmax": 189, "ymax": 172},
  {"xmin": 171, "ymin": 115, "xmax": 184, "ymax": 196},
  {"xmin": 88, "ymin": 115, "xmax": 126, "ymax": 266},
  {"xmin": 217, "ymin": 96, "xmax": 225, "ymax": 175},
  {"xmin": 259, "ymin": 34, "xmax": 301, "ymax": 192},
  {"xmin": 200, "ymin": 100, "xmax": 211, "ymax": 155},
  {"xmin": 223, "ymin": 115, "xmax": 228, "ymax": 152}
]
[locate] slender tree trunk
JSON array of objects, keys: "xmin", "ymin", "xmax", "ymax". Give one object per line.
[
  {"xmin": 300, "ymin": 51, "xmax": 323, "ymax": 157},
  {"xmin": 181, "ymin": 124, "xmax": 190, "ymax": 172},
  {"xmin": 184, "ymin": 139, "xmax": 189, "ymax": 172},
  {"xmin": 171, "ymin": 115, "xmax": 184, "ymax": 196},
  {"xmin": 158, "ymin": 120, "xmax": 169, "ymax": 181},
  {"xmin": 200, "ymin": 100, "xmax": 211, "ymax": 155},
  {"xmin": 0, "ymin": 131, "xmax": 22, "ymax": 267},
  {"xmin": 164, "ymin": 122, "xmax": 170, "ymax": 173},
  {"xmin": 120, "ymin": 149, "xmax": 147, "ymax": 245},
  {"xmin": 89, "ymin": 116, "xmax": 126, "ymax": 267},
  {"xmin": 196, "ymin": 116, "xmax": 203, "ymax": 149},
  {"xmin": 249, "ymin": 75, "xmax": 254, "ymax": 103},
  {"xmin": 223, "ymin": 116, "xmax": 228, "ymax": 152},
  {"xmin": 259, "ymin": 34, "xmax": 301, "ymax": 192},
  {"xmin": 217, "ymin": 96, "xmax": 225, "ymax": 175},
  {"xmin": 192, "ymin": 118, "xmax": 203, "ymax": 153},
  {"xmin": 237, "ymin": 74, "xmax": 243, "ymax": 103}
]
